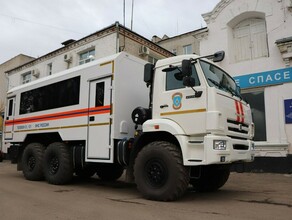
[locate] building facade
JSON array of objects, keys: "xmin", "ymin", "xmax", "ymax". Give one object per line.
[
  {"xmin": 6, "ymin": 22, "xmax": 173, "ymax": 90},
  {"xmin": 154, "ymin": 0, "xmax": 292, "ymax": 172},
  {"xmin": 0, "ymin": 54, "xmax": 35, "ymax": 131},
  {"xmin": 153, "ymin": 28, "xmax": 207, "ymax": 56},
  {"xmin": 200, "ymin": 0, "xmax": 292, "ymax": 161}
]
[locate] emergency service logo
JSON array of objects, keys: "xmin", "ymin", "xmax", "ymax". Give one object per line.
[{"xmin": 172, "ymin": 93, "xmax": 183, "ymax": 110}]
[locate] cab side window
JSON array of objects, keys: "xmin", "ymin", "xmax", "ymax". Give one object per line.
[{"xmin": 166, "ymin": 65, "xmax": 200, "ymax": 91}]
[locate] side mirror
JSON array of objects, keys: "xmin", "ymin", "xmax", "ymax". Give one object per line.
[
  {"xmin": 144, "ymin": 63, "xmax": 155, "ymax": 84},
  {"xmin": 183, "ymin": 77, "xmax": 196, "ymax": 87},
  {"xmin": 213, "ymin": 51, "xmax": 225, "ymax": 62},
  {"xmin": 182, "ymin": 60, "xmax": 192, "ymax": 76}
]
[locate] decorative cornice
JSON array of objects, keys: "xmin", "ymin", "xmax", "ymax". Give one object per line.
[
  {"xmin": 120, "ymin": 29, "xmax": 173, "ymax": 57},
  {"xmin": 202, "ymin": 0, "xmax": 234, "ymax": 24}
]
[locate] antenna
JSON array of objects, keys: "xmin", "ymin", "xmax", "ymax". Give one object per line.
[
  {"xmin": 123, "ymin": 0, "xmax": 126, "ymax": 26},
  {"xmin": 131, "ymin": 0, "xmax": 134, "ymax": 30}
]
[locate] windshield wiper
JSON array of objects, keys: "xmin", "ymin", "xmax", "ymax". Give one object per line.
[
  {"xmin": 225, "ymin": 86, "xmax": 236, "ymax": 97},
  {"xmin": 208, "ymin": 78, "xmax": 238, "ymax": 97},
  {"xmin": 207, "ymin": 78, "xmax": 224, "ymax": 89}
]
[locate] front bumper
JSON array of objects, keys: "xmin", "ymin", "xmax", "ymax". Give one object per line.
[{"xmin": 183, "ymin": 134, "xmax": 254, "ymax": 166}]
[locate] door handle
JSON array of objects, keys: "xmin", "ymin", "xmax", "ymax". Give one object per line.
[
  {"xmin": 89, "ymin": 116, "xmax": 95, "ymax": 121},
  {"xmin": 160, "ymin": 104, "xmax": 169, "ymax": 109}
]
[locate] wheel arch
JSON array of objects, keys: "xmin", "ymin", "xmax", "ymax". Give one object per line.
[
  {"xmin": 128, "ymin": 131, "xmax": 181, "ymax": 171},
  {"xmin": 23, "ymin": 132, "xmax": 62, "ymax": 147}
]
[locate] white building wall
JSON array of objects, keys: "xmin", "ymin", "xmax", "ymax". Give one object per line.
[
  {"xmin": 201, "ymin": 0, "xmax": 292, "ymax": 155},
  {"xmin": 7, "ymin": 33, "xmax": 118, "ymax": 90}
]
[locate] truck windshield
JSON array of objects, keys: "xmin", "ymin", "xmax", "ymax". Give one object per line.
[{"xmin": 199, "ymin": 60, "xmax": 241, "ymax": 98}]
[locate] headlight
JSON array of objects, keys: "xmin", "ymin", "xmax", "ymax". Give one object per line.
[{"xmin": 213, "ymin": 140, "xmax": 227, "ymax": 150}]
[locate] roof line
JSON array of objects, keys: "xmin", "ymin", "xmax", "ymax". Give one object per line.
[
  {"xmin": 6, "ymin": 22, "xmax": 174, "ymax": 74},
  {"xmin": 157, "ymin": 27, "xmax": 208, "ymax": 43}
]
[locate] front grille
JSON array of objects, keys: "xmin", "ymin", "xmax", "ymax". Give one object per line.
[
  {"xmin": 233, "ymin": 144, "xmax": 249, "ymax": 150},
  {"xmin": 227, "ymin": 119, "xmax": 249, "ymax": 136},
  {"xmin": 228, "ymin": 127, "xmax": 248, "ymax": 134}
]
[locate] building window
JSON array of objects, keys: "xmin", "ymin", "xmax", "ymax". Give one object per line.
[
  {"xmin": 22, "ymin": 72, "xmax": 32, "ymax": 84},
  {"xmin": 79, "ymin": 49, "xmax": 95, "ymax": 65},
  {"xmin": 47, "ymin": 63, "xmax": 52, "ymax": 75},
  {"xmin": 183, "ymin": 44, "xmax": 192, "ymax": 54},
  {"xmin": 241, "ymin": 89, "xmax": 266, "ymax": 141},
  {"xmin": 172, "ymin": 49, "xmax": 177, "ymax": 55},
  {"xmin": 233, "ymin": 18, "xmax": 269, "ymax": 62}
]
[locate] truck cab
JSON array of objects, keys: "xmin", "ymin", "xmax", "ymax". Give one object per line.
[{"xmin": 132, "ymin": 52, "xmax": 254, "ymax": 201}]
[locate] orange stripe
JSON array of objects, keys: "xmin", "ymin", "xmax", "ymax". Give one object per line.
[{"xmin": 5, "ymin": 105, "xmax": 111, "ymax": 126}]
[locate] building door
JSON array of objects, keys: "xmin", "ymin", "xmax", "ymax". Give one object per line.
[
  {"xmin": 242, "ymin": 89, "xmax": 267, "ymax": 141},
  {"xmin": 87, "ymin": 77, "xmax": 112, "ymax": 162},
  {"xmin": 4, "ymin": 97, "xmax": 16, "ymax": 140}
]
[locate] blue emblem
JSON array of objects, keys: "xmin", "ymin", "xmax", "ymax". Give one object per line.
[{"xmin": 172, "ymin": 93, "xmax": 182, "ymax": 110}]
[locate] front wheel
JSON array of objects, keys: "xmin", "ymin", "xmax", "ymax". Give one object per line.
[
  {"xmin": 134, "ymin": 141, "xmax": 189, "ymax": 201},
  {"xmin": 43, "ymin": 142, "xmax": 73, "ymax": 185}
]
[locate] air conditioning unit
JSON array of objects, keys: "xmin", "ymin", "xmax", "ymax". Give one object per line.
[
  {"xmin": 32, "ymin": 69, "xmax": 40, "ymax": 78},
  {"xmin": 287, "ymin": 0, "xmax": 292, "ymax": 9},
  {"xmin": 64, "ymin": 54, "xmax": 73, "ymax": 63},
  {"xmin": 139, "ymin": 46, "xmax": 150, "ymax": 56}
]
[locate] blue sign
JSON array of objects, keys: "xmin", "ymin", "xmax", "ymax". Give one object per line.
[
  {"xmin": 284, "ymin": 99, "xmax": 292, "ymax": 124},
  {"xmin": 234, "ymin": 67, "xmax": 292, "ymax": 89}
]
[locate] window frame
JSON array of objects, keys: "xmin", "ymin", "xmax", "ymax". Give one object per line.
[
  {"xmin": 22, "ymin": 71, "xmax": 32, "ymax": 84},
  {"xmin": 183, "ymin": 44, "xmax": 192, "ymax": 55},
  {"xmin": 79, "ymin": 49, "xmax": 95, "ymax": 65},
  {"xmin": 19, "ymin": 76, "xmax": 81, "ymax": 115},
  {"xmin": 165, "ymin": 65, "xmax": 200, "ymax": 91},
  {"xmin": 232, "ymin": 18, "xmax": 269, "ymax": 62}
]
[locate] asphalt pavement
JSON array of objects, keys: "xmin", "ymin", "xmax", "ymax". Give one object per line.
[{"xmin": 0, "ymin": 160, "xmax": 292, "ymax": 220}]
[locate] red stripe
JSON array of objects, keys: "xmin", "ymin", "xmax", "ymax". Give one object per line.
[
  {"xmin": 5, "ymin": 105, "xmax": 111, "ymax": 126},
  {"xmin": 235, "ymin": 101, "xmax": 240, "ymax": 122},
  {"xmin": 239, "ymin": 102, "xmax": 244, "ymax": 123}
]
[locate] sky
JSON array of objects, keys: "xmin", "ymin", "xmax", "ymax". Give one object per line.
[{"xmin": 0, "ymin": 0, "xmax": 220, "ymax": 64}]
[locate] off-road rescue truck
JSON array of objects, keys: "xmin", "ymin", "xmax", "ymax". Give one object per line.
[{"xmin": 3, "ymin": 52, "xmax": 254, "ymax": 201}]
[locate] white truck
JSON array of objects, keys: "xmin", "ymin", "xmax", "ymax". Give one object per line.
[{"xmin": 2, "ymin": 52, "xmax": 254, "ymax": 201}]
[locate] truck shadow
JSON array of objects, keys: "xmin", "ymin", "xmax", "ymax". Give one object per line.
[{"xmin": 70, "ymin": 175, "xmax": 254, "ymax": 202}]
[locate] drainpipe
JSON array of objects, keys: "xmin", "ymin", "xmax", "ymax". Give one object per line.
[{"xmin": 115, "ymin": 21, "xmax": 120, "ymax": 53}]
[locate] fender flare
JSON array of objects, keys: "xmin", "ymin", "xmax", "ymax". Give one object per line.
[{"xmin": 142, "ymin": 118, "xmax": 186, "ymax": 135}]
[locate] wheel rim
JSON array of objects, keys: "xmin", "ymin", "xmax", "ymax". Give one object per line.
[
  {"xmin": 145, "ymin": 159, "xmax": 168, "ymax": 188},
  {"xmin": 27, "ymin": 156, "xmax": 36, "ymax": 171},
  {"xmin": 48, "ymin": 156, "xmax": 59, "ymax": 175}
]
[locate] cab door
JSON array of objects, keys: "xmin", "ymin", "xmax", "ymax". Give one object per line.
[
  {"xmin": 153, "ymin": 64, "xmax": 207, "ymax": 135},
  {"xmin": 4, "ymin": 97, "xmax": 16, "ymax": 140},
  {"xmin": 86, "ymin": 77, "xmax": 112, "ymax": 162}
]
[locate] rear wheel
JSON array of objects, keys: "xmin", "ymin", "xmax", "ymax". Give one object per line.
[
  {"xmin": 43, "ymin": 142, "xmax": 73, "ymax": 185},
  {"xmin": 134, "ymin": 141, "xmax": 189, "ymax": 201},
  {"xmin": 22, "ymin": 143, "xmax": 45, "ymax": 181},
  {"xmin": 190, "ymin": 164, "xmax": 230, "ymax": 192}
]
